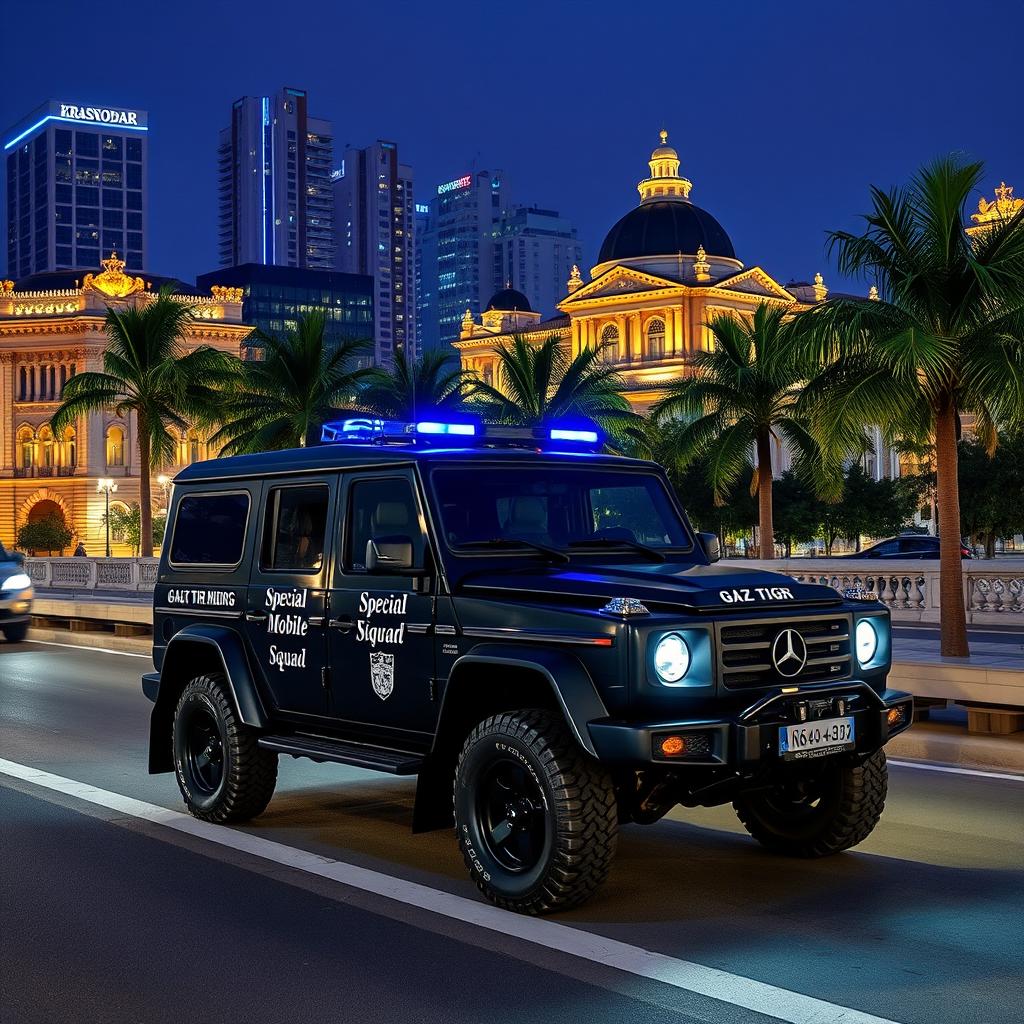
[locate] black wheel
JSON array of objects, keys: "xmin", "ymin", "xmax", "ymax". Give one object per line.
[
  {"xmin": 454, "ymin": 709, "xmax": 617, "ymax": 914},
  {"xmin": 172, "ymin": 673, "xmax": 277, "ymax": 823},
  {"xmin": 734, "ymin": 749, "xmax": 888, "ymax": 857},
  {"xmin": 2, "ymin": 622, "xmax": 29, "ymax": 643}
]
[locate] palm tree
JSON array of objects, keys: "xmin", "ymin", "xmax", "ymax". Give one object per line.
[
  {"xmin": 358, "ymin": 348, "xmax": 470, "ymax": 419},
  {"xmin": 468, "ymin": 334, "xmax": 642, "ymax": 443},
  {"xmin": 51, "ymin": 290, "xmax": 230, "ymax": 557},
  {"xmin": 652, "ymin": 304, "xmax": 848, "ymax": 559},
  {"xmin": 790, "ymin": 157, "xmax": 1024, "ymax": 656},
  {"xmin": 211, "ymin": 310, "xmax": 369, "ymax": 454}
]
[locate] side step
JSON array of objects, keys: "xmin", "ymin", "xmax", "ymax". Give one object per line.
[{"xmin": 258, "ymin": 734, "xmax": 424, "ymax": 775}]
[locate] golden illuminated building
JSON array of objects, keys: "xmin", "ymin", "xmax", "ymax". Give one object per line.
[
  {"xmin": 966, "ymin": 181, "xmax": 1024, "ymax": 241},
  {"xmin": 456, "ymin": 132, "xmax": 827, "ymax": 410},
  {"xmin": 0, "ymin": 253, "xmax": 251, "ymax": 553}
]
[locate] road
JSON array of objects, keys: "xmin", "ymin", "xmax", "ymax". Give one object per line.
[{"xmin": 1, "ymin": 638, "xmax": 1022, "ymax": 1024}]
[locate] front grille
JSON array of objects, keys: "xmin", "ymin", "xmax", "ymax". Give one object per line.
[{"xmin": 719, "ymin": 615, "xmax": 852, "ymax": 689}]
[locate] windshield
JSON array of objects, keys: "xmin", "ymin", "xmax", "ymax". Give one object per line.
[{"xmin": 430, "ymin": 465, "xmax": 692, "ymax": 554}]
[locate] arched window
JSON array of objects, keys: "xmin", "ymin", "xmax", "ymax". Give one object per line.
[
  {"xmin": 108, "ymin": 500, "xmax": 130, "ymax": 543},
  {"xmin": 647, "ymin": 317, "xmax": 666, "ymax": 360},
  {"xmin": 62, "ymin": 426, "xmax": 77, "ymax": 470},
  {"xmin": 600, "ymin": 323, "xmax": 620, "ymax": 361},
  {"xmin": 17, "ymin": 427, "xmax": 35, "ymax": 469},
  {"xmin": 106, "ymin": 425, "xmax": 125, "ymax": 467},
  {"xmin": 187, "ymin": 430, "xmax": 202, "ymax": 464},
  {"xmin": 37, "ymin": 426, "xmax": 54, "ymax": 469}
]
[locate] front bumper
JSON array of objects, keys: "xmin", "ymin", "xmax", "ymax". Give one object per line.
[
  {"xmin": 587, "ymin": 682, "xmax": 914, "ymax": 768},
  {"xmin": 0, "ymin": 592, "xmax": 32, "ymax": 625}
]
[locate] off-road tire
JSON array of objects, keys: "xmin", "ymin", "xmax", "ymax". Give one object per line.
[
  {"xmin": 454, "ymin": 708, "xmax": 618, "ymax": 914},
  {"xmin": 172, "ymin": 673, "xmax": 277, "ymax": 823},
  {"xmin": 734, "ymin": 749, "xmax": 888, "ymax": 857},
  {"xmin": 2, "ymin": 622, "xmax": 29, "ymax": 643}
]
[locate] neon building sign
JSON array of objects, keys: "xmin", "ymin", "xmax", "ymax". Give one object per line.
[{"xmin": 437, "ymin": 175, "xmax": 472, "ymax": 195}]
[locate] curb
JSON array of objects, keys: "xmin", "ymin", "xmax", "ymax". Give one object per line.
[
  {"xmin": 886, "ymin": 721, "xmax": 1024, "ymax": 776},
  {"xmin": 27, "ymin": 627, "xmax": 152, "ymax": 658}
]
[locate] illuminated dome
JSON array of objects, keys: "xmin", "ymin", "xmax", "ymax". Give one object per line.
[
  {"xmin": 487, "ymin": 287, "xmax": 533, "ymax": 312},
  {"xmin": 594, "ymin": 131, "xmax": 738, "ymax": 271}
]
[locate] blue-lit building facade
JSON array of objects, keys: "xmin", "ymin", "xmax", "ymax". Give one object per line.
[
  {"xmin": 4, "ymin": 100, "xmax": 148, "ymax": 278},
  {"xmin": 415, "ymin": 170, "xmax": 506, "ymax": 355},
  {"xmin": 196, "ymin": 263, "xmax": 373, "ymax": 360}
]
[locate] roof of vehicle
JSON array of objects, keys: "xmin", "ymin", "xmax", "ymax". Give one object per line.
[{"xmin": 172, "ymin": 443, "xmax": 657, "ymax": 484}]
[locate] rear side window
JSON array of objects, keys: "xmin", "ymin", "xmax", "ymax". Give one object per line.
[
  {"xmin": 170, "ymin": 492, "xmax": 250, "ymax": 567},
  {"xmin": 261, "ymin": 485, "xmax": 328, "ymax": 572}
]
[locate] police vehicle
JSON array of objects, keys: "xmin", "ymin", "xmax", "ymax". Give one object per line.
[{"xmin": 143, "ymin": 417, "xmax": 912, "ymax": 914}]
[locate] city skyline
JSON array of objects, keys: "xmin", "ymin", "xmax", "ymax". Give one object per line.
[{"xmin": 5, "ymin": 0, "xmax": 1023, "ymax": 297}]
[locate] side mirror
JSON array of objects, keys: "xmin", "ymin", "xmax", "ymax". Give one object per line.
[
  {"xmin": 699, "ymin": 532, "xmax": 721, "ymax": 563},
  {"xmin": 366, "ymin": 535, "xmax": 415, "ymax": 573}
]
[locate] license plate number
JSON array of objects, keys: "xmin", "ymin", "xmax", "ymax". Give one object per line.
[{"xmin": 778, "ymin": 716, "xmax": 855, "ymax": 760}]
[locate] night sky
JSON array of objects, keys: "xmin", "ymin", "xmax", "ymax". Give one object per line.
[{"xmin": 5, "ymin": 0, "xmax": 1022, "ymax": 303}]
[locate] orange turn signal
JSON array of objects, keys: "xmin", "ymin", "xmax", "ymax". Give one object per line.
[
  {"xmin": 887, "ymin": 707, "xmax": 905, "ymax": 728},
  {"xmin": 660, "ymin": 735, "xmax": 686, "ymax": 756}
]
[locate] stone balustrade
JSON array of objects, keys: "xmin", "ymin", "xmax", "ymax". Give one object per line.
[
  {"xmin": 26, "ymin": 556, "xmax": 160, "ymax": 592},
  {"xmin": 731, "ymin": 557, "xmax": 1024, "ymax": 625}
]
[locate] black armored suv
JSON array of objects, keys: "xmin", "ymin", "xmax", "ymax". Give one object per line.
[{"xmin": 143, "ymin": 417, "xmax": 912, "ymax": 914}]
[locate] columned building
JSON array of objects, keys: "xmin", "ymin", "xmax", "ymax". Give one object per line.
[
  {"xmin": 456, "ymin": 132, "xmax": 812, "ymax": 410},
  {"xmin": 0, "ymin": 253, "xmax": 250, "ymax": 553}
]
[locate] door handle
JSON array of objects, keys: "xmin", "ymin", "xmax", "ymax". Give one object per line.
[
  {"xmin": 245, "ymin": 611, "xmax": 268, "ymax": 623},
  {"xmin": 308, "ymin": 616, "xmax": 325, "ymax": 627},
  {"xmin": 328, "ymin": 616, "xmax": 354, "ymax": 633}
]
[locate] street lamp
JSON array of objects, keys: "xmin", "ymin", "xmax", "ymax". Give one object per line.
[
  {"xmin": 156, "ymin": 474, "xmax": 170, "ymax": 511},
  {"xmin": 97, "ymin": 478, "xmax": 117, "ymax": 557}
]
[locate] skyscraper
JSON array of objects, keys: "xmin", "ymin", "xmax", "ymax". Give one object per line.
[
  {"xmin": 493, "ymin": 206, "xmax": 583, "ymax": 321},
  {"xmin": 333, "ymin": 140, "xmax": 416, "ymax": 365},
  {"xmin": 416, "ymin": 169, "xmax": 506, "ymax": 355},
  {"xmin": 4, "ymin": 99, "xmax": 149, "ymax": 278},
  {"xmin": 217, "ymin": 87, "xmax": 334, "ymax": 270}
]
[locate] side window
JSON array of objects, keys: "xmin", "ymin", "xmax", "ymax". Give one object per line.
[
  {"xmin": 261, "ymin": 485, "xmax": 328, "ymax": 572},
  {"xmin": 345, "ymin": 477, "xmax": 423, "ymax": 572},
  {"xmin": 170, "ymin": 492, "xmax": 250, "ymax": 567},
  {"xmin": 874, "ymin": 540, "xmax": 899, "ymax": 556}
]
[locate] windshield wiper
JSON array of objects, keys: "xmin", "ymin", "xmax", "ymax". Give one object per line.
[
  {"xmin": 568, "ymin": 538, "xmax": 666, "ymax": 562},
  {"xmin": 453, "ymin": 539, "xmax": 571, "ymax": 564}
]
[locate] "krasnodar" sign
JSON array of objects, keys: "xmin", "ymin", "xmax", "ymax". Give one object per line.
[{"xmin": 59, "ymin": 104, "xmax": 140, "ymax": 126}]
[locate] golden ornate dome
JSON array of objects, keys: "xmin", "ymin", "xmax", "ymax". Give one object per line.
[{"xmin": 638, "ymin": 130, "xmax": 691, "ymax": 203}]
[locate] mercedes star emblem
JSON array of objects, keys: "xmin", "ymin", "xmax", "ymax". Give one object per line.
[{"xmin": 772, "ymin": 628, "xmax": 808, "ymax": 677}]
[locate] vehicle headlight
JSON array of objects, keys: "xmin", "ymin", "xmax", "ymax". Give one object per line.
[
  {"xmin": 1, "ymin": 573, "xmax": 31, "ymax": 592},
  {"xmin": 654, "ymin": 633, "xmax": 691, "ymax": 684},
  {"xmin": 855, "ymin": 619, "xmax": 878, "ymax": 666}
]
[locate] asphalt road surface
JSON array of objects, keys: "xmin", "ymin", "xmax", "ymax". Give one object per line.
[{"xmin": 1, "ymin": 638, "xmax": 1022, "ymax": 1024}]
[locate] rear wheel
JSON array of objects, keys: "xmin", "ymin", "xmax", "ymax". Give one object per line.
[
  {"xmin": 2, "ymin": 622, "xmax": 29, "ymax": 643},
  {"xmin": 172, "ymin": 673, "xmax": 277, "ymax": 823},
  {"xmin": 454, "ymin": 709, "xmax": 618, "ymax": 914},
  {"xmin": 734, "ymin": 749, "xmax": 888, "ymax": 857}
]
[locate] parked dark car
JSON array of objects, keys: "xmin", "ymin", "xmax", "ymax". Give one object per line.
[{"xmin": 839, "ymin": 535, "xmax": 972, "ymax": 560}]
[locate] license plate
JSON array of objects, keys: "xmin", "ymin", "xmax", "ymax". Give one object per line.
[{"xmin": 778, "ymin": 716, "xmax": 855, "ymax": 760}]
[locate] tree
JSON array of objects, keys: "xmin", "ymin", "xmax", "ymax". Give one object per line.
[
  {"xmin": 652, "ymin": 303, "xmax": 850, "ymax": 560},
  {"xmin": 791, "ymin": 157, "xmax": 1024, "ymax": 655},
  {"xmin": 105, "ymin": 503, "xmax": 167, "ymax": 557},
  {"xmin": 772, "ymin": 471, "xmax": 824, "ymax": 557},
  {"xmin": 50, "ymin": 290, "xmax": 230, "ymax": 557},
  {"xmin": 467, "ymin": 334, "xmax": 642, "ymax": 445},
  {"xmin": 956, "ymin": 432, "xmax": 1024, "ymax": 556},
  {"xmin": 17, "ymin": 514, "xmax": 73, "ymax": 555},
  {"xmin": 211, "ymin": 311, "xmax": 369, "ymax": 454},
  {"xmin": 358, "ymin": 348, "xmax": 470, "ymax": 419},
  {"xmin": 833, "ymin": 464, "xmax": 922, "ymax": 551}
]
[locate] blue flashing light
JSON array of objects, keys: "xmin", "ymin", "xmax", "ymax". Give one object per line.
[
  {"xmin": 416, "ymin": 421, "xmax": 475, "ymax": 436},
  {"xmin": 550, "ymin": 428, "xmax": 599, "ymax": 444},
  {"xmin": 4, "ymin": 115, "xmax": 148, "ymax": 151}
]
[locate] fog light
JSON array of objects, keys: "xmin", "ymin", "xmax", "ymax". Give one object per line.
[
  {"xmin": 660, "ymin": 735, "xmax": 685, "ymax": 756},
  {"xmin": 887, "ymin": 707, "xmax": 906, "ymax": 729}
]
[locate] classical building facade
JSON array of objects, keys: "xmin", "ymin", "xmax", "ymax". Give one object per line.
[
  {"xmin": 0, "ymin": 254, "xmax": 251, "ymax": 553},
  {"xmin": 455, "ymin": 132, "xmax": 823, "ymax": 410}
]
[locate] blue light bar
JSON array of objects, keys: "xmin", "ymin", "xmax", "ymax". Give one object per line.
[
  {"xmin": 4, "ymin": 115, "xmax": 148, "ymax": 151},
  {"xmin": 416, "ymin": 421, "xmax": 476, "ymax": 436},
  {"xmin": 549, "ymin": 428, "xmax": 599, "ymax": 444}
]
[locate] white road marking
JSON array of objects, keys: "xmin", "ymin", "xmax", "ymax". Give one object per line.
[
  {"xmin": 0, "ymin": 758, "xmax": 901, "ymax": 1024},
  {"xmin": 888, "ymin": 759, "xmax": 1024, "ymax": 782},
  {"xmin": 23, "ymin": 639, "xmax": 151, "ymax": 659}
]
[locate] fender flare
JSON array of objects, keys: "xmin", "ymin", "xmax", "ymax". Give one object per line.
[
  {"xmin": 439, "ymin": 643, "xmax": 608, "ymax": 757},
  {"xmin": 148, "ymin": 624, "xmax": 268, "ymax": 773}
]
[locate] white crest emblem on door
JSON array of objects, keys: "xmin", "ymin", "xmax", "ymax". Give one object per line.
[{"xmin": 369, "ymin": 651, "xmax": 395, "ymax": 700}]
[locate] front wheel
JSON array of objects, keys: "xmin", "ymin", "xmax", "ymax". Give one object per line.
[
  {"xmin": 454, "ymin": 709, "xmax": 618, "ymax": 915},
  {"xmin": 2, "ymin": 621, "xmax": 29, "ymax": 643},
  {"xmin": 734, "ymin": 749, "xmax": 888, "ymax": 857},
  {"xmin": 172, "ymin": 673, "xmax": 278, "ymax": 823}
]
